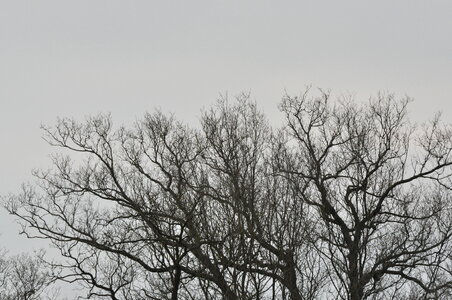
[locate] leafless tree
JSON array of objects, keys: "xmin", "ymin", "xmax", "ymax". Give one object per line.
[
  {"xmin": 277, "ymin": 91, "xmax": 452, "ymax": 299},
  {"xmin": 5, "ymin": 90, "xmax": 452, "ymax": 299},
  {"xmin": 0, "ymin": 250, "xmax": 56, "ymax": 300}
]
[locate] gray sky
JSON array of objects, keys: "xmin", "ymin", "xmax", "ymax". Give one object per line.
[{"xmin": 1, "ymin": 0, "xmax": 452, "ymax": 255}]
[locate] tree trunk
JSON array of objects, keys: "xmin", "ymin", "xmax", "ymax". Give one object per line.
[
  {"xmin": 285, "ymin": 269, "xmax": 303, "ymax": 300},
  {"xmin": 283, "ymin": 255, "xmax": 303, "ymax": 300},
  {"xmin": 348, "ymin": 248, "xmax": 364, "ymax": 300},
  {"xmin": 171, "ymin": 265, "xmax": 182, "ymax": 300}
]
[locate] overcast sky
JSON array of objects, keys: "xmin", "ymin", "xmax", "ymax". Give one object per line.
[{"xmin": 1, "ymin": 0, "xmax": 452, "ymax": 257}]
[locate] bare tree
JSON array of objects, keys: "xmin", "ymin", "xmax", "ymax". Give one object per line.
[
  {"xmin": 278, "ymin": 91, "xmax": 452, "ymax": 299},
  {"xmin": 5, "ymin": 90, "xmax": 452, "ymax": 299},
  {"xmin": 0, "ymin": 250, "xmax": 56, "ymax": 300}
]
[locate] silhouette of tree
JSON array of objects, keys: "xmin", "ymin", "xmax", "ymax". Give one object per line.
[
  {"xmin": 6, "ymin": 90, "xmax": 452, "ymax": 299},
  {"xmin": 278, "ymin": 92, "xmax": 452, "ymax": 299},
  {"xmin": 0, "ymin": 250, "xmax": 55, "ymax": 300}
]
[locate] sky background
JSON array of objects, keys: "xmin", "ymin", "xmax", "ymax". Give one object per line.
[{"xmin": 1, "ymin": 0, "xmax": 452, "ymax": 265}]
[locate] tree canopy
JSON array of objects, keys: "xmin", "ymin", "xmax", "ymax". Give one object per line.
[
  {"xmin": 7, "ymin": 91, "xmax": 452, "ymax": 299},
  {"xmin": 0, "ymin": 250, "xmax": 54, "ymax": 300}
]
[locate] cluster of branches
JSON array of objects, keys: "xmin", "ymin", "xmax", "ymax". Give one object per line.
[
  {"xmin": 6, "ymin": 91, "xmax": 452, "ymax": 299},
  {"xmin": 0, "ymin": 250, "xmax": 56, "ymax": 300}
]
